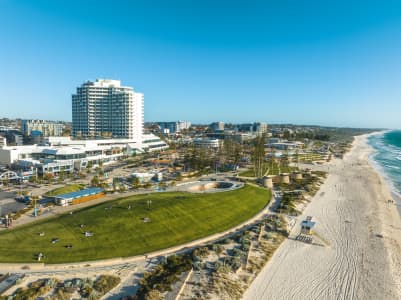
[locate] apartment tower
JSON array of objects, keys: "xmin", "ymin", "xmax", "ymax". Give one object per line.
[{"xmin": 72, "ymin": 79, "xmax": 144, "ymax": 140}]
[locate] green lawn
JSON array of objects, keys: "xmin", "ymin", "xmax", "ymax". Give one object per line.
[
  {"xmin": 239, "ymin": 163, "xmax": 294, "ymax": 177},
  {"xmin": 298, "ymin": 153, "xmax": 327, "ymax": 162},
  {"xmin": 45, "ymin": 184, "xmax": 86, "ymax": 197},
  {"xmin": 0, "ymin": 185, "xmax": 270, "ymax": 263}
]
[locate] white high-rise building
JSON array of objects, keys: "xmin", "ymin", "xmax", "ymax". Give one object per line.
[
  {"xmin": 72, "ymin": 79, "xmax": 144, "ymax": 140},
  {"xmin": 157, "ymin": 121, "xmax": 191, "ymax": 134}
]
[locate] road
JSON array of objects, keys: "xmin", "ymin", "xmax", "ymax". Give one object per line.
[{"xmin": 0, "ymin": 191, "xmax": 25, "ymax": 217}]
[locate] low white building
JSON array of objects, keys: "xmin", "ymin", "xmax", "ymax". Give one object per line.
[
  {"xmin": 193, "ymin": 138, "xmax": 221, "ymax": 149},
  {"xmin": 131, "ymin": 172, "xmax": 155, "ymax": 183},
  {"xmin": 0, "ymin": 134, "xmax": 168, "ymax": 176},
  {"xmin": 157, "ymin": 121, "xmax": 191, "ymax": 133},
  {"xmin": 266, "ymin": 141, "xmax": 304, "ymax": 150}
]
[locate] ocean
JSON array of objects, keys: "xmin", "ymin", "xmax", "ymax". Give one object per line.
[{"xmin": 368, "ymin": 130, "xmax": 401, "ymax": 216}]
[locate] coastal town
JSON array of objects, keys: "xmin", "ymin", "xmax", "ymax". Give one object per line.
[
  {"xmin": 0, "ymin": 80, "xmax": 400, "ymax": 299},
  {"xmin": 2, "ymin": 2, "xmax": 401, "ymax": 300}
]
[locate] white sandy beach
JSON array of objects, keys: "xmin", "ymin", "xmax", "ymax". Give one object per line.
[{"xmin": 243, "ymin": 133, "xmax": 401, "ymax": 300}]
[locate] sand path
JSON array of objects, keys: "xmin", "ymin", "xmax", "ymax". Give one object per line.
[{"xmin": 243, "ymin": 134, "xmax": 401, "ymax": 300}]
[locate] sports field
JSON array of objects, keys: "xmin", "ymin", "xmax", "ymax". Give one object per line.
[{"xmin": 0, "ymin": 185, "xmax": 270, "ymax": 263}]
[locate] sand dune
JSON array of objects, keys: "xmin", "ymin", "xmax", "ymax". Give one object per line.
[{"xmin": 243, "ymin": 134, "xmax": 401, "ymax": 300}]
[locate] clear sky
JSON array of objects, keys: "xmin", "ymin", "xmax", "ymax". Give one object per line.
[{"xmin": 1, "ymin": 0, "xmax": 401, "ymax": 128}]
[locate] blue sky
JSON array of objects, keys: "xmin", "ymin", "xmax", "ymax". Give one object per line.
[{"xmin": 1, "ymin": 0, "xmax": 401, "ymax": 128}]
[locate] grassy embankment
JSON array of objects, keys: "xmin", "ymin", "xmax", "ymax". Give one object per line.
[{"xmin": 44, "ymin": 184, "xmax": 86, "ymax": 197}]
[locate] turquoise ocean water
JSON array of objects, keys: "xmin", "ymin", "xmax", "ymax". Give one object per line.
[{"xmin": 368, "ymin": 130, "xmax": 401, "ymax": 216}]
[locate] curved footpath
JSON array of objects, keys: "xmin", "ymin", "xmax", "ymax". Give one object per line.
[
  {"xmin": 0, "ymin": 185, "xmax": 272, "ymax": 274},
  {"xmin": 243, "ymin": 133, "xmax": 401, "ymax": 300}
]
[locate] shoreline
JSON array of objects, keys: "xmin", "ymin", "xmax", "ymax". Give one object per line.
[
  {"xmin": 361, "ymin": 132, "xmax": 401, "ymax": 296},
  {"xmin": 243, "ymin": 133, "xmax": 401, "ymax": 299},
  {"xmin": 366, "ymin": 131, "xmax": 401, "ymax": 217}
]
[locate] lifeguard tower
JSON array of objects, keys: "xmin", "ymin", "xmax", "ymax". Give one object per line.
[
  {"xmin": 296, "ymin": 216, "xmax": 316, "ymax": 244},
  {"xmin": 301, "ymin": 216, "xmax": 316, "ymax": 235}
]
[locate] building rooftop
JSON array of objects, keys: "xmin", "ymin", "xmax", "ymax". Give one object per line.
[
  {"xmin": 54, "ymin": 187, "xmax": 104, "ymax": 200},
  {"xmin": 42, "ymin": 147, "xmax": 85, "ymax": 156},
  {"xmin": 86, "ymin": 79, "xmax": 121, "ymax": 88}
]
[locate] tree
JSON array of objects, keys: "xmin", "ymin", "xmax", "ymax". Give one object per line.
[
  {"xmin": 2, "ymin": 177, "xmax": 9, "ymax": 186},
  {"xmin": 158, "ymin": 181, "xmax": 166, "ymax": 190},
  {"xmin": 43, "ymin": 173, "xmax": 54, "ymax": 183},
  {"xmin": 283, "ymin": 130, "xmax": 291, "ymax": 140},
  {"xmin": 280, "ymin": 149, "xmax": 290, "ymax": 173},
  {"xmin": 251, "ymin": 135, "xmax": 266, "ymax": 178},
  {"xmin": 62, "ymin": 127, "xmax": 71, "ymax": 137},
  {"xmin": 131, "ymin": 177, "xmax": 140, "ymax": 189},
  {"xmin": 28, "ymin": 176, "xmax": 37, "ymax": 184},
  {"xmin": 233, "ymin": 142, "xmax": 243, "ymax": 165},
  {"xmin": 58, "ymin": 171, "xmax": 65, "ymax": 182},
  {"xmin": 91, "ymin": 175, "xmax": 100, "ymax": 187}
]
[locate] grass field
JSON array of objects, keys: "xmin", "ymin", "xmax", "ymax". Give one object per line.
[
  {"xmin": 0, "ymin": 185, "xmax": 270, "ymax": 263},
  {"xmin": 45, "ymin": 184, "xmax": 86, "ymax": 197},
  {"xmin": 239, "ymin": 163, "xmax": 293, "ymax": 177}
]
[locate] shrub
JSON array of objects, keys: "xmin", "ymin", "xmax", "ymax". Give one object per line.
[
  {"xmin": 263, "ymin": 233, "xmax": 271, "ymax": 240},
  {"xmin": 212, "ymin": 244, "xmax": 224, "ymax": 255},
  {"xmin": 232, "ymin": 248, "xmax": 245, "ymax": 258},
  {"xmin": 241, "ymin": 242, "xmax": 250, "ymax": 252},
  {"xmin": 225, "ymin": 256, "xmax": 241, "ymax": 271},
  {"xmin": 221, "ymin": 238, "xmax": 232, "ymax": 244},
  {"xmin": 93, "ymin": 275, "xmax": 120, "ymax": 295},
  {"xmin": 144, "ymin": 289, "xmax": 163, "ymax": 300},
  {"xmin": 135, "ymin": 254, "xmax": 192, "ymax": 299}
]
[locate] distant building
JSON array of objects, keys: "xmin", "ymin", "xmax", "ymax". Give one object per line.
[
  {"xmin": 207, "ymin": 132, "xmax": 253, "ymax": 143},
  {"xmin": 193, "ymin": 138, "xmax": 221, "ymax": 149},
  {"xmin": 157, "ymin": 121, "xmax": 191, "ymax": 133},
  {"xmin": 236, "ymin": 123, "xmax": 254, "ymax": 133},
  {"xmin": 72, "ymin": 79, "xmax": 144, "ymax": 140},
  {"xmin": 266, "ymin": 141, "xmax": 304, "ymax": 150},
  {"xmin": 21, "ymin": 119, "xmax": 64, "ymax": 137},
  {"xmin": 0, "ymin": 118, "xmax": 21, "ymax": 130},
  {"xmin": 226, "ymin": 133, "xmax": 254, "ymax": 142},
  {"xmin": 210, "ymin": 121, "xmax": 225, "ymax": 132},
  {"xmin": 6, "ymin": 132, "xmax": 23, "ymax": 146},
  {"xmin": 236, "ymin": 122, "xmax": 268, "ymax": 135},
  {"xmin": 0, "ymin": 137, "xmax": 6, "ymax": 148},
  {"xmin": 253, "ymin": 122, "xmax": 268, "ymax": 135},
  {"xmin": 268, "ymin": 138, "xmax": 281, "ymax": 144},
  {"xmin": 30, "ymin": 130, "xmax": 43, "ymax": 145}
]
